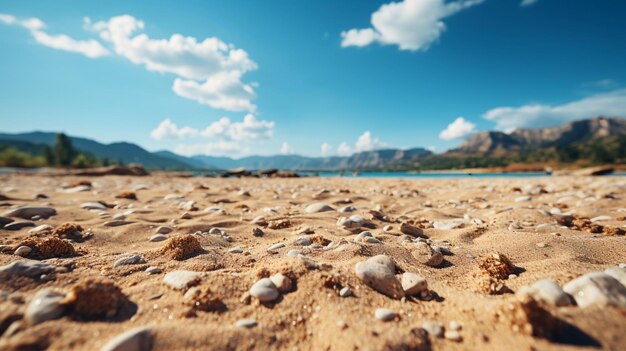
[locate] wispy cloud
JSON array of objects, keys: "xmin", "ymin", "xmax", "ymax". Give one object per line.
[{"xmin": 439, "ymin": 117, "xmax": 476, "ymax": 140}]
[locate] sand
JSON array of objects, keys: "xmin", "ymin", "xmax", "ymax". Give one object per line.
[{"xmin": 0, "ymin": 173, "xmax": 625, "ymax": 350}]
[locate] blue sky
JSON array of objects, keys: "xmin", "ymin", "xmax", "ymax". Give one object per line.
[{"xmin": 1, "ymin": 0, "xmax": 625, "ymax": 157}]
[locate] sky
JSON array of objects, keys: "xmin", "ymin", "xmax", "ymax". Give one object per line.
[{"xmin": 1, "ymin": 0, "xmax": 625, "ymax": 158}]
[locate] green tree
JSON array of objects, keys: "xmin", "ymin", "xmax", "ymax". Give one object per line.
[
  {"xmin": 43, "ymin": 146, "xmax": 55, "ymax": 166},
  {"xmin": 53, "ymin": 133, "xmax": 76, "ymax": 167}
]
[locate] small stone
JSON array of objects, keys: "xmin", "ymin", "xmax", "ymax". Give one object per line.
[
  {"xmin": 444, "ymin": 330, "xmax": 463, "ymax": 342},
  {"xmin": 81, "ymin": 202, "xmax": 107, "ymax": 210},
  {"xmin": 3, "ymin": 206, "xmax": 56, "ymax": 219},
  {"xmin": 234, "ymin": 319, "xmax": 257, "ymax": 328},
  {"xmin": 401, "ymin": 272, "xmax": 428, "ymax": 296},
  {"xmin": 355, "ymin": 257, "xmax": 403, "ymax": 299},
  {"xmin": 605, "ymin": 266, "xmax": 626, "ymax": 287},
  {"xmin": 252, "ymin": 228, "xmax": 265, "ymax": 237},
  {"xmin": 286, "ymin": 249, "xmax": 301, "ymax": 256},
  {"xmin": 267, "ymin": 243, "xmax": 285, "ymax": 252},
  {"xmin": 104, "ymin": 220, "xmax": 134, "ymax": 227},
  {"xmin": 3, "ymin": 221, "xmax": 35, "ymax": 230},
  {"xmin": 0, "ymin": 216, "xmax": 14, "ymax": 228},
  {"xmin": 180, "ymin": 212, "xmax": 192, "ymax": 219},
  {"xmin": 383, "ymin": 225, "xmax": 393, "ymax": 232},
  {"xmin": 563, "ymin": 272, "xmax": 626, "ymax": 308},
  {"xmin": 228, "ymin": 247, "xmax": 244, "ymax": 254},
  {"xmin": 449, "ymin": 320, "xmax": 461, "ymax": 331},
  {"xmin": 145, "ymin": 266, "xmax": 161, "ymax": 275},
  {"xmin": 112, "ymin": 213, "xmax": 126, "ymax": 220},
  {"xmin": 28, "ymin": 224, "xmax": 53, "ymax": 235},
  {"xmin": 149, "ymin": 234, "xmax": 168, "ymax": 242},
  {"xmin": 249, "ymin": 278, "xmax": 279, "ymax": 302},
  {"xmin": 375, "ymin": 308, "xmax": 397, "ymax": 321},
  {"xmin": 113, "ymin": 254, "xmax": 146, "ymax": 268},
  {"xmin": 0, "ymin": 260, "xmax": 55, "ymax": 279},
  {"xmin": 25, "ymin": 289, "xmax": 66, "ymax": 325},
  {"xmin": 422, "ymin": 321, "xmax": 444, "ymax": 337},
  {"xmin": 156, "ymin": 226, "xmax": 173, "ymax": 234},
  {"xmin": 338, "ymin": 205, "xmax": 356, "ymax": 213},
  {"xmin": 294, "ymin": 236, "xmax": 312, "ymax": 246},
  {"xmin": 14, "ymin": 246, "xmax": 32, "ymax": 257},
  {"xmin": 270, "ymin": 273, "xmax": 292, "ymax": 293},
  {"xmin": 305, "ymin": 203, "xmax": 335, "ymax": 213},
  {"xmin": 163, "ymin": 270, "xmax": 201, "ymax": 290},
  {"xmin": 100, "ymin": 327, "xmax": 153, "ymax": 351},
  {"xmin": 251, "ymin": 216, "xmax": 267, "ymax": 226},
  {"xmin": 528, "ymin": 279, "xmax": 572, "ymax": 307},
  {"xmin": 433, "ymin": 219, "xmax": 464, "ymax": 230},
  {"xmin": 339, "ymin": 287, "xmax": 352, "ymax": 297},
  {"xmin": 400, "ymin": 223, "xmax": 426, "ymax": 238}
]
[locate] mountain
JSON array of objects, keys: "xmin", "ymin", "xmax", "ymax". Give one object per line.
[
  {"xmin": 450, "ymin": 117, "xmax": 626, "ymax": 155},
  {"xmin": 0, "ymin": 132, "xmax": 194, "ymax": 170},
  {"xmin": 154, "ymin": 150, "xmax": 215, "ymax": 169}
]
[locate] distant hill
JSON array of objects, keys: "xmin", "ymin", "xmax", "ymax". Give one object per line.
[
  {"xmin": 0, "ymin": 132, "xmax": 194, "ymax": 170},
  {"xmin": 450, "ymin": 117, "xmax": 626, "ymax": 155}
]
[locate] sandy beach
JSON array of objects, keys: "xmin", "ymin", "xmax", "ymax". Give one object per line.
[{"xmin": 1, "ymin": 174, "xmax": 625, "ymax": 351}]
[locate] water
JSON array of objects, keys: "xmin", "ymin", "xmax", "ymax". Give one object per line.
[{"xmin": 313, "ymin": 171, "xmax": 552, "ymax": 178}]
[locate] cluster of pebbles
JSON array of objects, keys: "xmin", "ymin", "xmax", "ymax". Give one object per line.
[{"xmin": 0, "ymin": 175, "xmax": 625, "ymax": 350}]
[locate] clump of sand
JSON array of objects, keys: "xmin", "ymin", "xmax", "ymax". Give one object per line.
[
  {"xmin": 496, "ymin": 293, "xmax": 560, "ymax": 338},
  {"xmin": 16, "ymin": 237, "xmax": 76, "ymax": 259},
  {"xmin": 183, "ymin": 286, "xmax": 225, "ymax": 312},
  {"xmin": 159, "ymin": 235, "xmax": 202, "ymax": 260},
  {"xmin": 64, "ymin": 278, "xmax": 126, "ymax": 319},
  {"xmin": 476, "ymin": 252, "xmax": 515, "ymax": 294},
  {"xmin": 52, "ymin": 223, "xmax": 84, "ymax": 240}
]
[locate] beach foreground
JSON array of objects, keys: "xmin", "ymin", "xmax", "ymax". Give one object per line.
[{"xmin": 1, "ymin": 174, "xmax": 625, "ymax": 351}]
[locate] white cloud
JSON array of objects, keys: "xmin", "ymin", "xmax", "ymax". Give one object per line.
[
  {"xmin": 439, "ymin": 117, "xmax": 476, "ymax": 140},
  {"xmin": 321, "ymin": 143, "xmax": 333, "ymax": 157},
  {"xmin": 355, "ymin": 131, "xmax": 385, "ymax": 152},
  {"xmin": 520, "ymin": 0, "xmax": 538, "ymax": 7},
  {"xmin": 0, "ymin": 13, "xmax": 109, "ymax": 58},
  {"xmin": 86, "ymin": 15, "xmax": 257, "ymax": 112},
  {"xmin": 427, "ymin": 146, "xmax": 437, "ymax": 152},
  {"xmin": 341, "ymin": 0, "xmax": 484, "ymax": 51},
  {"xmin": 483, "ymin": 89, "xmax": 626, "ymax": 131},
  {"xmin": 174, "ymin": 140, "xmax": 243, "ymax": 157},
  {"xmin": 152, "ymin": 114, "xmax": 274, "ymax": 142},
  {"xmin": 337, "ymin": 142, "xmax": 352, "ymax": 157},
  {"xmin": 150, "ymin": 118, "xmax": 199, "ymax": 140},
  {"xmin": 280, "ymin": 142, "xmax": 293, "ymax": 155}
]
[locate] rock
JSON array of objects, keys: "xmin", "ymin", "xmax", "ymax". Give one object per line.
[
  {"xmin": 3, "ymin": 206, "xmax": 56, "ymax": 219},
  {"xmin": 605, "ymin": 266, "xmax": 626, "ymax": 287},
  {"xmin": 401, "ymin": 272, "xmax": 428, "ymax": 296},
  {"xmin": 444, "ymin": 330, "xmax": 462, "ymax": 342},
  {"xmin": 228, "ymin": 247, "xmax": 244, "ymax": 254},
  {"xmin": 354, "ymin": 231, "xmax": 373, "ymax": 242},
  {"xmin": 412, "ymin": 242, "xmax": 444, "ymax": 267},
  {"xmin": 251, "ymin": 216, "xmax": 267, "ymax": 226},
  {"xmin": 368, "ymin": 255, "xmax": 396, "ymax": 273},
  {"xmin": 338, "ymin": 205, "xmax": 356, "ymax": 213},
  {"xmin": 163, "ymin": 270, "xmax": 201, "ymax": 290},
  {"xmin": 433, "ymin": 219, "xmax": 465, "ymax": 230},
  {"xmin": 270, "ymin": 273, "xmax": 292, "ymax": 293},
  {"xmin": 515, "ymin": 196, "xmax": 531, "ymax": 202},
  {"xmin": 252, "ymin": 227, "xmax": 264, "ymax": 237},
  {"xmin": 113, "ymin": 213, "xmax": 126, "ymax": 220},
  {"xmin": 63, "ymin": 185, "xmax": 91, "ymax": 193},
  {"xmin": 25, "ymin": 289, "xmax": 66, "ymax": 325},
  {"xmin": 449, "ymin": 320, "xmax": 461, "ymax": 331},
  {"xmin": 3, "ymin": 221, "xmax": 35, "ymax": 230},
  {"xmin": 81, "ymin": 202, "xmax": 107, "ymax": 210},
  {"xmin": 591, "ymin": 215, "xmax": 612, "ymax": 222},
  {"xmin": 339, "ymin": 287, "xmax": 352, "ymax": 297},
  {"xmin": 14, "ymin": 246, "xmax": 32, "ymax": 257},
  {"xmin": 100, "ymin": 327, "xmax": 153, "ymax": 351},
  {"xmin": 155, "ymin": 226, "xmax": 173, "ymax": 234},
  {"xmin": 267, "ymin": 243, "xmax": 285, "ymax": 252},
  {"xmin": 422, "ymin": 321, "xmax": 444, "ymax": 337},
  {"xmin": 113, "ymin": 254, "xmax": 146, "ymax": 268},
  {"xmin": 149, "ymin": 234, "xmax": 168, "ymax": 242},
  {"xmin": 104, "ymin": 220, "xmax": 134, "ymax": 227},
  {"xmin": 296, "ymin": 226, "xmax": 314, "ymax": 235},
  {"xmin": 234, "ymin": 319, "xmax": 257, "ymax": 328},
  {"xmin": 563, "ymin": 272, "xmax": 626, "ymax": 308},
  {"xmin": 305, "ymin": 203, "xmax": 335, "ymax": 213},
  {"xmin": 164, "ymin": 194, "xmax": 185, "ymax": 201},
  {"xmin": 286, "ymin": 249, "xmax": 301, "ymax": 256},
  {"xmin": 294, "ymin": 236, "xmax": 312, "ymax": 246},
  {"xmin": 355, "ymin": 257, "xmax": 404, "ymax": 299},
  {"xmin": 375, "ymin": 308, "xmax": 397, "ymax": 321},
  {"xmin": 28, "ymin": 224, "xmax": 53, "ymax": 235},
  {"xmin": 249, "ymin": 278, "xmax": 279, "ymax": 302},
  {"xmin": 145, "ymin": 266, "xmax": 161, "ymax": 275},
  {"xmin": 400, "ymin": 223, "xmax": 426, "ymax": 238},
  {"xmin": 0, "ymin": 260, "xmax": 55, "ymax": 279},
  {"xmin": 0, "ymin": 216, "xmax": 13, "ymax": 228},
  {"xmin": 528, "ymin": 279, "xmax": 572, "ymax": 307}
]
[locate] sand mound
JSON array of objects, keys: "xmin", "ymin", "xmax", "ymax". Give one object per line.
[
  {"xmin": 159, "ymin": 235, "xmax": 203, "ymax": 260},
  {"xmin": 65, "ymin": 278, "xmax": 126, "ymax": 319}
]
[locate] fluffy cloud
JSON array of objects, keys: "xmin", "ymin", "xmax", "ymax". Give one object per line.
[
  {"xmin": 151, "ymin": 114, "xmax": 274, "ymax": 142},
  {"xmin": 0, "ymin": 13, "xmax": 109, "ymax": 58},
  {"xmin": 320, "ymin": 143, "xmax": 333, "ymax": 157},
  {"xmin": 174, "ymin": 140, "xmax": 243, "ymax": 157},
  {"xmin": 439, "ymin": 117, "xmax": 476, "ymax": 140},
  {"xmin": 341, "ymin": 0, "xmax": 484, "ymax": 51},
  {"xmin": 280, "ymin": 142, "xmax": 293, "ymax": 155},
  {"xmin": 520, "ymin": 0, "xmax": 539, "ymax": 7},
  {"xmin": 483, "ymin": 89, "xmax": 626, "ymax": 132},
  {"xmin": 337, "ymin": 142, "xmax": 352, "ymax": 157},
  {"xmin": 86, "ymin": 15, "xmax": 257, "ymax": 112},
  {"xmin": 355, "ymin": 131, "xmax": 385, "ymax": 152}
]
